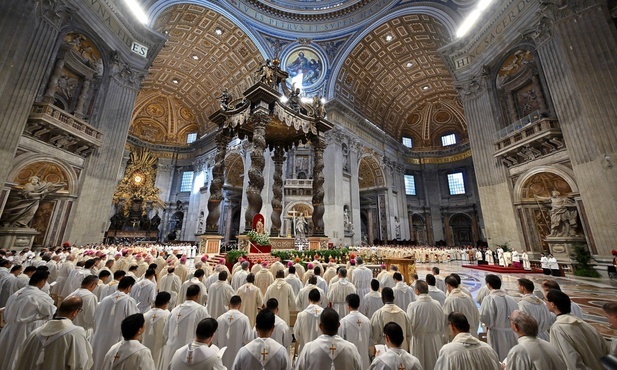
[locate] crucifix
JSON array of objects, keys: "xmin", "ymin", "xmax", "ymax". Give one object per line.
[
  {"xmin": 261, "ymin": 347, "xmax": 268, "ymax": 362},
  {"xmin": 288, "ymin": 209, "xmax": 298, "ymax": 237}
]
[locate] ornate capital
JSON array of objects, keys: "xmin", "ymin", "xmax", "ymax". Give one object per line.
[
  {"xmin": 38, "ymin": 0, "xmax": 73, "ymax": 30},
  {"xmin": 455, "ymin": 74, "xmax": 488, "ymax": 102},
  {"xmin": 110, "ymin": 52, "xmax": 146, "ymax": 90}
]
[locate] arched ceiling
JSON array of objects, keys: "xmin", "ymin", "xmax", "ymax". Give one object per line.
[
  {"xmin": 334, "ymin": 14, "xmax": 465, "ymax": 144},
  {"xmin": 140, "ymin": 4, "xmax": 265, "ymax": 132},
  {"xmin": 135, "ymin": 2, "xmax": 470, "ymax": 148}
]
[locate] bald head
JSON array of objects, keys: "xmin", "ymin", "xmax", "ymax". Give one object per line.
[{"xmin": 57, "ymin": 296, "xmax": 83, "ymax": 319}]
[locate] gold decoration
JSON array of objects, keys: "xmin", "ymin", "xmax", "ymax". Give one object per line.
[{"xmin": 112, "ymin": 148, "xmax": 165, "ymax": 214}]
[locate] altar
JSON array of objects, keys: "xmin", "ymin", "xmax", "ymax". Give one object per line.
[{"xmin": 385, "ymin": 256, "xmax": 417, "ymax": 284}]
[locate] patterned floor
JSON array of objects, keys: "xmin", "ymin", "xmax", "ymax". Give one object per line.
[{"xmin": 417, "ymin": 262, "xmax": 617, "ymax": 339}]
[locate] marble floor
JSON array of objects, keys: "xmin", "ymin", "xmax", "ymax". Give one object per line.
[{"xmin": 416, "ymin": 261, "xmax": 617, "ymax": 339}]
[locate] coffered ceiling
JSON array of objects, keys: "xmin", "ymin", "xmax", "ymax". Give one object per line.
[{"xmin": 132, "ymin": 3, "xmax": 468, "ymax": 148}]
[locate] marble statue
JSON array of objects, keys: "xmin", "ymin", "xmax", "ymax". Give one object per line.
[
  {"xmin": 219, "ymin": 89, "xmax": 232, "ymax": 111},
  {"xmin": 1, "ymin": 176, "xmax": 66, "ymax": 228},
  {"xmin": 295, "ymin": 212, "xmax": 308, "ymax": 238},
  {"xmin": 394, "ymin": 216, "xmax": 401, "ymax": 239},
  {"xmin": 343, "ymin": 206, "xmax": 353, "ymax": 233},
  {"xmin": 538, "ymin": 191, "xmax": 579, "ymax": 237},
  {"xmin": 197, "ymin": 211, "xmax": 204, "ymax": 234},
  {"xmin": 288, "ymin": 87, "xmax": 301, "ymax": 112}
]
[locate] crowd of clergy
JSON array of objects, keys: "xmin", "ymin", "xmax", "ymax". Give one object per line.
[{"xmin": 0, "ymin": 244, "xmax": 616, "ymax": 370}]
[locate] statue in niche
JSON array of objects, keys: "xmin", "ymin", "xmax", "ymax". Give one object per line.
[
  {"xmin": 536, "ymin": 191, "xmax": 580, "ymax": 237},
  {"xmin": 288, "ymin": 87, "xmax": 301, "ymax": 112},
  {"xmin": 197, "ymin": 211, "xmax": 204, "ymax": 234},
  {"xmin": 343, "ymin": 205, "xmax": 353, "ymax": 234},
  {"xmin": 342, "ymin": 143, "xmax": 350, "ymax": 172},
  {"xmin": 150, "ymin": 211, "xmax": 161, "ymax": 231},
  {"xmin": 1, "ymin": 176, "xmax": 66, "ymax": 228},
  {"xmin": 295, "ymin": 212, "xmax": 308, "ymax": 238},
  {"xmin": 394, "ymin": 216, "xmax": 401, "ymax": 239}
]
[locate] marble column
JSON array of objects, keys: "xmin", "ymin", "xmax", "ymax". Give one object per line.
[
  {"xmin": 311, "ymin": 134, "xmax": 326, "ymax": 236},
  {"xmin": 66, "ymin": 63, "xmax": 145, "ymax": 244},
  {"xmin": 0, "ymin": 1, "xmax": 69, "ymax": 185},
  {"xmin": 458, "ymin": 77, "xmax": 523, "ymax": 249},
  {"xmin": 74, "ymin": 78, "xmax": 91, "ymax": 119},
  {"xmin": 205, "ymin": 129, "xmax": 230, "ymax": 234},
  {"xmin": 532, "ymin": 1, "xmax": 617, "ymax": 256},
  {"xmin": 270, "ymin": 148, "xmax": 285, "ymax": 236},
  {"xmin": 245, "ymin": 114, "xmax": 269, "ymax": 230},
  {"xmin": 42, "ymin": 57, "xmax": 66, "ymax": 103}
]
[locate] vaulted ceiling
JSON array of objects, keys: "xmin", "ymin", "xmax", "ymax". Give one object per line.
[{"xmin": 132, "ymin": 2, "xmax": 468, "ymax": 148}]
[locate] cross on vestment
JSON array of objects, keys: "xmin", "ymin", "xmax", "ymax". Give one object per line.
[
  {"xmin": 113, "ymin": 352, "xmax": 120, "ymax": 362},
  {"xmin": 177, "ymin": 312, "xmax": 182, "ymax": 320},
  {"xmin": 151, "ymin": 314, "xmax": 157, "ymax": 321},
  {"xmin": 228, "ymin": 315, "xmax": 234, "ymax": 322},
  {"xmin": 314, "ymin": 308, "xmax": 320, "ymax": 315},
  {"xmin": 261, "ymin": 347, "xmax": 268, "ymax": 361},
  {"xmin": 114, "ymin": 294, "xmax": 121, "ymax": 300},
  {"xmin": 187, "ymin": 351, "xmax": 193, "ymax": 364},
  {"xmin": 398, "ymin": 364, "xmax": 406, "ymax": 370},
  {"xmin": 357, "ymin": 319, "xmax": 362, "ymax": 327},
  {"xmin": 329, "ymin": 343, "xmax": 336, "ymax": 356}
]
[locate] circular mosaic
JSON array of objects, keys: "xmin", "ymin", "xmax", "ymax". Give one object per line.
[{"xmin": 282, "ymin": 46, "xmax": 326, "ymax": 92}]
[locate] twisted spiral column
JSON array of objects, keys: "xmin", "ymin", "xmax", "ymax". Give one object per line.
[
  {"xmin": 311, "ymin": 134, "xmax": 326, "ymax": 236},
  {"xmin": 205, "ymin": 129, "xmax": 230, "ymax": 233},
  {"xmin": 270, "ymin": 148, "xmax": 286, "ymax": 236},
  {"xmin": 245, "ymin": 114, "xmax": 269, "ymax": 230}
]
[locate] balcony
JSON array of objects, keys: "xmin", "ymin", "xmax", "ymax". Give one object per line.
[
  {"xmin": 494, "ymin": 114, "xmax": 564, "ymax": 168},
  {"xmin": 24, "ymin": 102, "xmax": 103, "ymax": 157},
  {"xmin": 284, "ymin": 178, "xmax": 313, "ymax": 196}
]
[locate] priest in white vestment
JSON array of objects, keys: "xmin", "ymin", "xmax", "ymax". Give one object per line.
[
  {"xmin": 0, "ymin": 265, "xmax": 20, "ymax": 307},
  {"xmin": 0, "ymin": 270, "xmax": 56, "ymax": 370},
  {"xmin": 370, "ymin": 287, "xmax": 412, "ymax": 351},
  {"xmin": 232, "ymin": 310, "xmax": 291, "ymax": 370},
  {"xmin": 101, "ymin": 313, "xmax": 155, "ymax": 370},
  {"xmin": 237, "ymin": 273, "xmax": 264, "ymax": 328},
  {"xmin": 443, "ymin": 275, "xmax": 480, "ymax": 338},
  {"xmin": 360, "ymin": 279, "xmax": 384, "ymax": 320},
  {"xmin": 143, "ymin": 292, "xmax": 172, "ymax": 369},
  {"xmin": 177, "ymin": 269, "xmax": 208, "ymax": 306},
  {"xmin": 296, "ymin": 275, "xmax": 327, "ymax": 309},
  {"xmin": 169, "ymin": 317, "xmax": 225, "ymax": 370},
  {"xmin": 255, "ymin": 264, "xmax": 274, "ymax": 296},
  {"xmin": 231, "ymin": 261, "xmax": 250, "ymax": 291},
  {"xmin": 91, "ymin": 276, "xmax": 139, "ymax": 370},
  {"xmin": 540, "ymin": 279, "xmax": 585, "ymax": 319},
  {"xmin": 351, "ymin": 257, "xmax": 372, "ymax": 299},
  {"xmin": 427, "ymin": 274, "xmax": 446, "ymax": 306},
  {"xmin": 338, "ymin": 293, "xmax": 371, "ymax": 370},
  {"xmin": 505, "ymin": 310, "xmax": 566, "ymax": 370},
  {"xmin": 391, "ymin": 272, "xmax": 415, "ymax": 311},
  {"xmin": 207, "ymin": 271, "xmax": 235, "ymax": 320},
  {"xmin": 516, "ymin": 278, "xmax": 554, "ymax": 341},
  {"xmin": 284, "ymin": 265, "xmax": 303, "ymax": 296},
  {"xmin": 294, "ymin": 288, "xmax": 325, "ymax": 354},
  {"xmin": 379, "ymin": 267, "xmax": 395, "ymax": 289},
  {"xmin": 327, "ymin": 268, "xmax": 357, "ymax": 319},
  {"xmin": 264, "ymin": 270, "xmax": 296, "ymax": 324},
  {"xmin": 296, "ymin": 308, "xmax": 363, "ymax": 370},
  {"xmin": 435, "ymin": 312, "xmax": 500, "ymax": 370},
  {"xmin": 159, "ymin": 284, "xmax": 211, "ymax": 370},
  {"xmin": 406, "ymin": 280, "xmax": 446, "ymax": 370},
  {"xmin": 159, "ymin": 267, "xmax": 182, "ymax": 310},
  {"xmin": 431, "ymin": 267, "xmax": 447, "ymax": 292},
  {"xmin": 480, "ymin": 274, "xmax": 519, "ymax": 360},
  {"xmin": 602, "ymin": 302, "xmax": 617, "ymax": 355},
  {"xmin": 14, "ymin": 296, "xmax": 93, "ymax": 370},
  {"xmin": 546, "ymin": 289, "xmax": 608, "ymax": 370},
  {"xmin": 130, "ymin": 268, "xmax": 157, "ymax": 313},
  {"xmin": 368, "ymin": 322, "xmax": 422, "ymax": 370},
  {"xmin": 214, "ymin": 295, "xmax": 254, "ymax": 369},
  {"xmin": 66, "ymin": 274, "xmax": 99, "ymax": 338},
  {"xmin": 260, "ymin": 298, "xmax": 293, "ymax": 351},
  {"xmin": 312, "ymin": 266, "xmax": 329, "ymax": 295}
]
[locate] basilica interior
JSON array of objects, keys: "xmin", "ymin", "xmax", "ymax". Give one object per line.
[{"xmin": 1, "ymin": 0, "xmax": 616, "ymax": 267}]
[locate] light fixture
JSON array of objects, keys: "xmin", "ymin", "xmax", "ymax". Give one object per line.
[
  {"xmin": 123, "ymin": 0, "xmax": 149, "ymax": 24},
  {"xmin": 320, "ymin": 98, "xmax": 326, "ymax": 104},
  {"xmin": 456, "ymin": 0, "xmax": 495, "ymax": 38},
  {"xmin": 279, "ymin": 95, "xmax": 289, "ymax": 103},
  {"xmin": 172, "ymin": 78, "xmax": 179, "ymax": 84},
  {"xmin": 215, "ymin": 28, "xmax": 223, "ymax": 35},
  {"xmin": 422, "ymin": 85, "xmax": 430, "ymax": 91},
  {"xmin": 385, "ymin": 35, "xmax": 393, "ymax": 42},
  {"xmin": 406, "ymin": 62, "xmax": 414, "ymax": 68},
  {"xmin": 192, "ymin": 55, "xmax": 199, "ymax": 60},
  {"xmin": 300, "ymin": 97, "xmax": 312, "ymax": 104}
]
